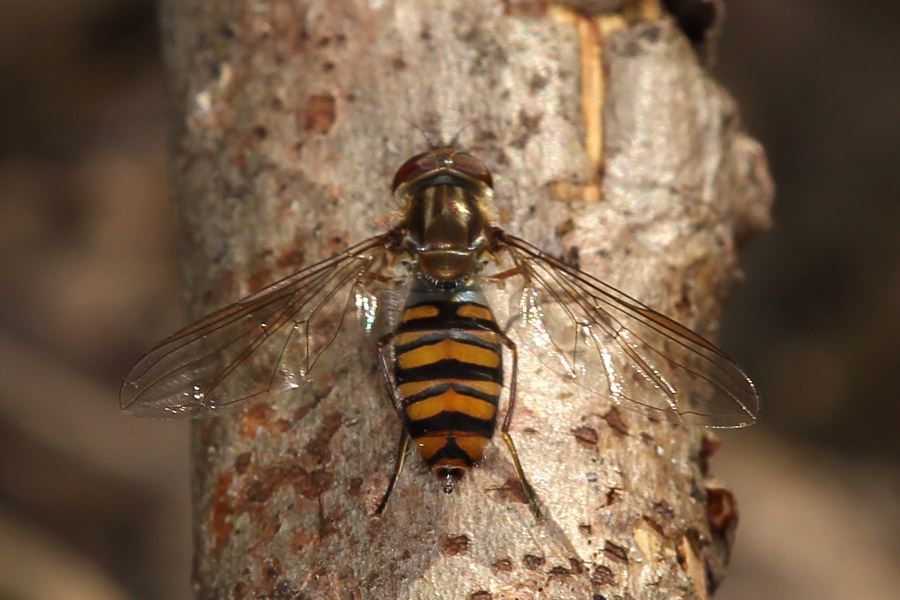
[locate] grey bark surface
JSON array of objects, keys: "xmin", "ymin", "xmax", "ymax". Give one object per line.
[{"xmin": 159, "ymin": 1, "xmax": 772, "ymax": 598}]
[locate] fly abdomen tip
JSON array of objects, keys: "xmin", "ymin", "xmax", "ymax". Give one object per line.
[
  {"xmin": 443, "ymin": 472, "xmax": 455, "ymax": 494},
  {"xmin": 436, "ymin": 466, "xmax": 465, "ymax": 494}
]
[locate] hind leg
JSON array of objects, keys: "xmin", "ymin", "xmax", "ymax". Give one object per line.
[
  {"xmin": 374, "ymin": 333, "xmax": 410, "ymax": 516},
  {"xmin": 499, "ymin": 332, "xmax": 543, "ymax": 521}
]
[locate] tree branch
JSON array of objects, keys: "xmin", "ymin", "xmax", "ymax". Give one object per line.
[{"xmin": 159, "ymin": 1, "xmax": 772, "ymax": 598}]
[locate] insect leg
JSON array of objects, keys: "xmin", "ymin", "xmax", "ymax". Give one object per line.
[
  {"xmin": 375, "ymin": 430, "xmax": 410, "ymax": 515},
  {"xmin": 499, "ymin": 332, "xmax": 543, "ymax": 521},
  {"xmin": 375, "ymin": 332, "xmax": 409, "ymax": 515}
]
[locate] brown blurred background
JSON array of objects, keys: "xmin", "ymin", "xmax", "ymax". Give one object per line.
[{"xmin": 0, "ymin": 1, "xmax": 897, "ymax": 599}]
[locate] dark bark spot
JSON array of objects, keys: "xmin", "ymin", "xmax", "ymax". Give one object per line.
[
  {"xmin": 245, "ymin": 480, "xmax": 268, "ymax": 503},
  {"xmin": 439, "ymin": 534, "xmax": 469, "ymax": 556},
  {"xmin": 303, "ymin": 94, "xmax": 336, "ymax": 134},
  {"xmin": 234, "ymin": 452, "xmax": 252, "ymax": 474},
  {"xmin": 252, "ymin": 124, "xmax": 268, "ymax": 140},
  {"xmin": 296, "ymin": 470, "xmax": 335, "ymax": 499},
  {"xmin": 639, "ymin": 24, "xmax": 661, "ymax": 44},
  {"xmin": 522, "ymin": 554, "xmax": 545, "ymax": 570},
  {"xmin": 676, "ymin": 281, "xmax": 693, "ymax": 313},
  {"xmin": 661, "ymin": 0, "xmax": 721, "ymax": 50},
  {"xmin": 518, "ymin": 109, "xmax": 542, "ymax": 133},
  {"xmin": 642, "ymin": 516, "xmax": 666, "ymax": 537},
  {"xmin": 491, "ymin": 478, "xmax": 529, "ymax": 505},
  {"xmin": 303, "ymin": 411, "xmax": 343, "ymax": 465},
  {"xmin": 271, "ymin": 578, "xmax": 303, "ymax": 599},
  {"xmin": 469, "ymin": 592, "xmax": 492, "ymax": 600},
  {"xmin": 550, "ymin": 558, "xmax": 584, "ymax": 577},
  {"xmin": 530, "ymin": 73, "xmax": 549, "ymax": 92},
  {"xmin": 392, "ymin": 56, "xmax": 407, "ymax": 70},
  {"xmin": 591, "ymin": 563, "xmax": 616, "ymax": 587},
  {"xmin": 491, "ymin": 558, "xmax": 513, "ymax": 573},
  {"xmin": 604, "ymin": 488, "xmax": 621, "ymax": 507},
  {"xmin": 654, "ymin": 499, "xmax": 675, "ymax": 523},
  {"xmin": 579, "ymin": 524, "xmax": 592, "ymax": 536},
  {"xmin": 565, "ymin": 245, "xmax": 580, "ymax": 269},
  {"xmin": 603, "ymin": 407, "xmax": 629, "ymax": 436},
  {"xmin": 347, "ymin": 477, "xmax": 362, "ymax": 498},
  {"xmin": 573, "ymin": 426, "xmax": 598, "ymax": 448},
  {"xmin": 556, "ymin": 218, "xmax": 574, "ymax": 237},
  {"xmin": 503, "ymin": 1, "xmax": 547, "ymax": 18},
  {"xmin": 232, "ymin": 581, "xmax": 246, "ymax": 598},
  {"xmin": 603, "ymin": 541, "xmax": 628, "ymax": 563}
]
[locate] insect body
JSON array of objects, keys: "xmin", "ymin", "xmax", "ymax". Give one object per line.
[
  {"xmin": 121, "ymin": 146, "xmax": 759, "ymax": 520},
  {"xmin": 393, "ymin": 284, "xmax": 504, "ymax": 493}
]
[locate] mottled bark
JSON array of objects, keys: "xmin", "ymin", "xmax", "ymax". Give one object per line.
[{"xmin": 159, "ymin": 1, "xmax": 772, "ymax": 598}]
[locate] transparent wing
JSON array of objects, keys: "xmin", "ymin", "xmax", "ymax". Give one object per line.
[
  {"xmin": 120, "ymin": 233, "xmax": 400, "ymax": 419},
  {"xmin": 495, "ymin": 230, "xmax": 759, "ymax": 428}
]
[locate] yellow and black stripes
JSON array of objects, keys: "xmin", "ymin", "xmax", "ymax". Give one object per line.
[{"xmin": 394, "ymin": 290, "xmax": 503, "ymax": 469}]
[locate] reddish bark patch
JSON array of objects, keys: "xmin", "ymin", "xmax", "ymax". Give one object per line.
[
  {"xmin": 319, "ymin": 508, "xmax": 343, "ymax": 538},
  {"xmin": 303, "ymin": 411, "xmax": 343, "ymax": 465},
  {"xmin": 602, "ymin": 406, "xmax": 629, "ymax": 436},
  {"xmin": 240, "ymin": 403, "xmax": 276, "ymax": 439},
  {"xmin": 699, "ymin": 432, "xmax": 722, "ymax": 475},
  {"xmin": 276, "ymin": 245, "xmax": 306, "ymax": 269},
  {"xmin": 210, "ymin": 472, "xmax": 235, "ymax": 551},
  {"xmin": 572, "ymin": 426, "xmax": 599, "ymax": 448},
  {"xmin": 347, "ymin": 477, "xmax": 363, "ymax": 498},
  {"xmin": 439, "ymin": 534, "xmax": 470, "ymax": 556},
  {"xmin": 246, "ymin": 264, "xmax": 273, "ymax": 295},
  {"xmin": 244, "ymin": 462, "xmax": 335, "ymax": 504},
  {"xmin": 290, "ymin": 529, "xmax": 319, "ymax": 554},
  {"xmin": 469, "ymin": 592, "xmax": 492, "ymax": 600},
  {"xmin": 706, "ymin": 485, "xmax": 737, "ymax": 535},
  {"xmin": 303, "ymin": 94, "xmax": 336, "ymax": 134}
]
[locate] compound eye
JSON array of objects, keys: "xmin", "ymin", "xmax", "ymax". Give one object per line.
[
  {"xmin": 448, "ymin": 152, "xmax": 493, "ymax": 189},
  {"xmin": 392, "ymin": 152, "xmax": 439, "ymax": 192}
]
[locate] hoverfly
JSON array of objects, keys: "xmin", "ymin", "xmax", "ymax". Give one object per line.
[{"xmin": 121, "ymin": 146, "xmax": 758, "ymax": 520}]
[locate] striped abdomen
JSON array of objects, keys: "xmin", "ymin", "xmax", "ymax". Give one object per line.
[{"xmin": 394, "ymin": 290, "xmax": 503, "ymax": 490}]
